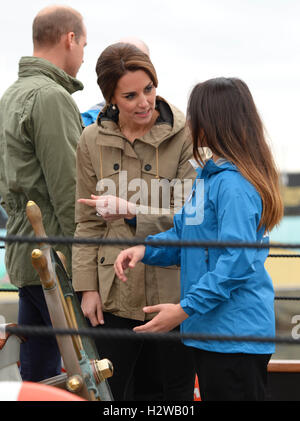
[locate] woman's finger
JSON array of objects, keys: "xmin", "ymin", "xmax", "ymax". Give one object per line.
[
  {"xmin": 128, "ymin": 253, "xmax": 139, "ymax": 268},
  {"xmin": 114, "ymin": 253, "xmax": 128, "ymax": 281},
  {"xmin": 96, "ymin": 304, "xmax": 105, "ymax": 325},
  {"xmin": 142, "ymin": 305, "xmax": 161, "ymax": 314},
  {"xmin": 134, "ymin": 320, "xmax": 155, "ymax": 332},
  {"xmin": 78, "ymin": 198, "xmax": 97, "ymax": 207}
]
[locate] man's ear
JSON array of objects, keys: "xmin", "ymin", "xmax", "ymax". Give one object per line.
[{"xmin": 65, "ymin": 31, "xmax": 76, "ymax": 49}]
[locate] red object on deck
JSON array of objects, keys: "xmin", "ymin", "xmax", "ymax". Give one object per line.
[{"xmin": 194, "ymin": 375, "xmax": 201, "ymax": 401}]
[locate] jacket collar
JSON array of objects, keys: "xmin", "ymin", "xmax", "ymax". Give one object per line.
[
  {"xmin": 96, "ymin": 97, "xmax": 185, "ymax": 148},
  {"xmin": 196, "ymin": 158, "xmax": 238, "ymax": 178},
  {"xmin": 18, "ymin": 56, "xmax": 84, "ymax": 94}
]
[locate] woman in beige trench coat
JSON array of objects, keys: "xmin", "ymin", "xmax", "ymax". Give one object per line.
[{"xmin": 72, "ymin": 43, "xmax": 197, "ymax": 401}]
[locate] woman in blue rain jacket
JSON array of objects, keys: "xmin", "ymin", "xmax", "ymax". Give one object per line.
[
  {"xmin": 139, "ymin": 158, "xmax": 275, "ymax": 354},
  {"xmin": 114, "ymin": 77, "xmax": 284, "ymax": 400}
]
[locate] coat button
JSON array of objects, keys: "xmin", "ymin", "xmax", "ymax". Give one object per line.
[
  {"xmin": 113, "ymin": 163, "xmax": 120, "ymax": 171},
  {"xmin": 144, "ymin": 164, "xmax": 152, "ymax": 171},
  {"xmin": 100, "ymin": 257, "xmax": 105, "ymax": 264}
]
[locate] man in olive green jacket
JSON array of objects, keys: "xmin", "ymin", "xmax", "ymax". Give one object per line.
[{"xmin": 0, "ymin": 5, "xmax": 87, "ymax": 381}]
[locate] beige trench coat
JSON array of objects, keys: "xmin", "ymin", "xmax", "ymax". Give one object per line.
[{"xmin": 72, "ymin": 98, "xmax": 196, "ymax": 320}]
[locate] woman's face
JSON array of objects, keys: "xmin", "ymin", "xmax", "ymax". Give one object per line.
[{"xmin": 112, "ymin": 70, "xmax": 156, "ymax": 128}]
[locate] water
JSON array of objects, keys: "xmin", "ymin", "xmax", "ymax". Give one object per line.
[
  {"xmin": 0, "ymin": 229, "xmax": 6, "ymax": 280},
  {"xmin": 269, "ymin": 216, "xmax": 300, "ymax": 359},
  {"xmin": 270, "ymin": 216, "xmax": 300, "ymax": 246}
]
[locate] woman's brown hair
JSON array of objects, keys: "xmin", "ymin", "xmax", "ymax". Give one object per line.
[
  {"xmin": 95, "ymin": 43, "xmax": 158, "ymax": 104},
  {"xmin": 187, "ymin": 77, "xmax": 283, "ymax": 232}
]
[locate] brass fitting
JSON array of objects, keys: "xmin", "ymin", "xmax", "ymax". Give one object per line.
[
  {"xmin": 92, "ymin": 359, "xmax": 114, "ymax": 384},
  {"xmin": 31, "ymin": 249, "xmax": 42, "ymax": 259},
  {"xmin": 66, "ymin": 374, "xmax": 84, "ymax": 393}
]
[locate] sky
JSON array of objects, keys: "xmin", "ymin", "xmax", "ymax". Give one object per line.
[{"xmin": 1, "ymin": 0, "xmax": 299, "ymax": 173}]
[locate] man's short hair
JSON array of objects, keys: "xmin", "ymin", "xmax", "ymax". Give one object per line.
[{"xmin": 33, "ymin": 6, "xmax": 84, "ymax": 48}]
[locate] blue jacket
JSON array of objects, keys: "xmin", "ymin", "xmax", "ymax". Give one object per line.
[
  {"xmin": 142, "ymin": 159, "xmax": 275, "ymax": 354},
  {"xmin": 81, "ymin": 102, "xmax": 104, "ymax": 127}
]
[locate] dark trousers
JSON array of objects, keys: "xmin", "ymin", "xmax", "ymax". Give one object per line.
[
  {"xmin": 18, "ymin": 286, "xmax": 61, "ymax": 382},
  {"xmin": 92, "ymin": 312, "xmax": 196, "ymax": 401},
  {"xmin": 190, "ymin": 347, "xmax": 271, "ymax": 401}
]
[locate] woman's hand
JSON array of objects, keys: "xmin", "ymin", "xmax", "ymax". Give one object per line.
[
  {"xmin": 114, "ymin": 245, "xmax": 146, "ymax": 282},
  {"xmin": 133, "ymin": 304, "xmax": 189, "ymax": 333},
  {"xmin": 81, "ymin": 290, "xmax": 104, "ymax": 327},
  {"xmin": 78, "ymin": 194, "xmax": 136, "ymax": 221}
]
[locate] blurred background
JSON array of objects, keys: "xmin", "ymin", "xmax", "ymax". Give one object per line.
[
  {"xmin": 0, "ymin": 1, "xmax": 299, "ymax": 358},
  {"xmin": 1, "ymin": 0, "xmax": 300, "ymax": 171}
]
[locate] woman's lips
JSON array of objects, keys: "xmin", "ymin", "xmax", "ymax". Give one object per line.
[{"xmin": 135, "ymin": 109, "xmax": 151, "ymax": 118}]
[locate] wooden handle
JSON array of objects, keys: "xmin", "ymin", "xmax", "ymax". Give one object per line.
[
  {"xmin": 26, "ymin": 201, "xmax": 47, "ymax": 239},
  {"xmin": 31, "ymin": 249, "xmax": 55, "ymax": 289}
]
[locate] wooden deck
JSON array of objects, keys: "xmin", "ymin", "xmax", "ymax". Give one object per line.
[{"xmin": 268, "ymin": 360, "xmax": 300, "ymax": 372}]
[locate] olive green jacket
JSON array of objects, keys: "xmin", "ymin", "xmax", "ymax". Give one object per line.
[
  {"xmin": 0, "ymin": 56, "xmax": 84, "ymax": 287},
  {"xmin": 72, "ymin": 98, "xmax": 197, "ymax": 321}
]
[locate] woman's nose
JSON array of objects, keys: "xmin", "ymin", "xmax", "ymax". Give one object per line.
[{"xmin": 138, "ymin": 95, "xmax": 148, "ymax": 108}]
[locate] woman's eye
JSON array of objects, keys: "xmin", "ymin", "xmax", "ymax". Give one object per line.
[
  {"xmin": 125, "ymin": 93, "xmax": 135, "ymax": 100},
  {"xmin": 145, "ymin": 84, "xmax": 153, "ymax": 93}
]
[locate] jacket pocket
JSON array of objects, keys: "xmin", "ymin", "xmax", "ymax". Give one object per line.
[
  {"xmin": 155, "ymin": 265, "xmax": 181, "ymax": 303},
  {"xmin": 97, "ymin": 246, "xmax": 122, "ymax": 312}
]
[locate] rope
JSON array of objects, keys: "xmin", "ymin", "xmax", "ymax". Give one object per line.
[
  {"xmin": 268, "ymin": 254, "xmax": 300, "ymax": 258},
  {"xmin": 1, "ymin": 235, "xmax": 300, "ymax": 343},
  {"xmin": 0, "ymin": 233, "xmax": 300, "ymax": 250},
  {"xmin": 0, "ymin": 325, "xmax": 294, "ymax": 345},
  {"xmin": 2, "ymin": 324, "xmax": 300, "ymax": 345},
  {"xmin": 9, "ymin": 246, "xmax": 300, "ymax": 256},
  {"xmin": 1, "ymin": 288, "xmax": 299, "ymax": 301},
  {"xmin": 4, "ymin": 245, "xmax": 299, "ymax": 256}
]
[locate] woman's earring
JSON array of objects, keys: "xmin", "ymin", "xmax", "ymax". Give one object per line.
[{"xmin": 107, "ymin": 103, "xmax": 119, "ymax": 120}]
